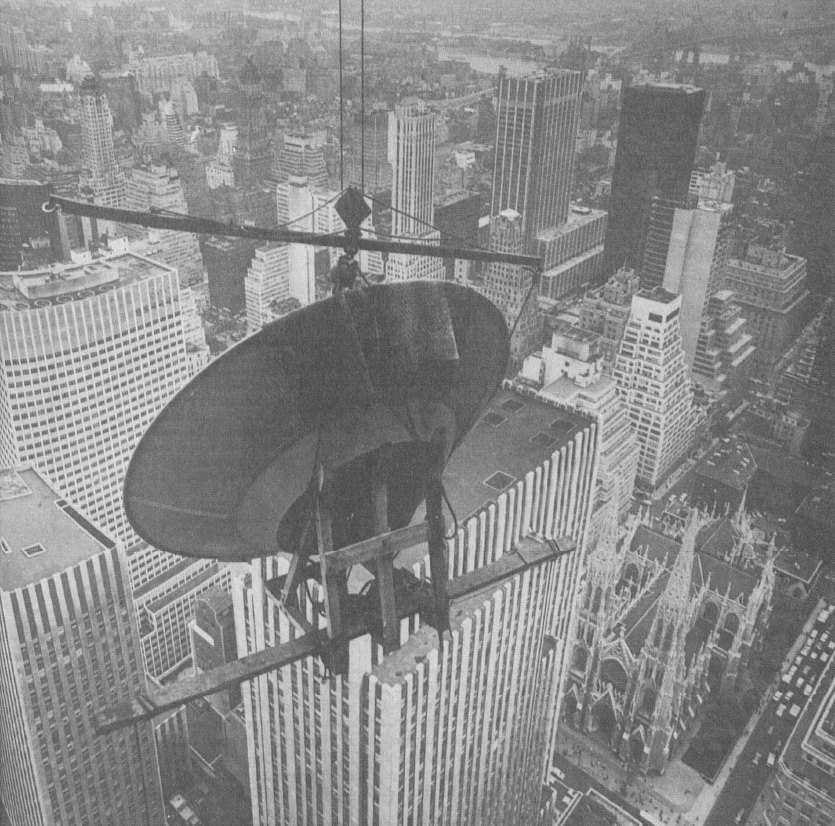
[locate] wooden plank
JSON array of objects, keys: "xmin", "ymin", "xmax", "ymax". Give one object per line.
[
  {"xmin": 322, "ymin": 522, "xmax": 428, "ymax": 574},
  {"xmin": 376, "ymin": 555, "xmax": 400, "ymax": 654},
  {"xmin": 94, "ymin": 630, "xmax": 327, "ymax": 735},
  {"xmin": 95, "ymin": 538, "xmax": 568, "ymax": 734}
]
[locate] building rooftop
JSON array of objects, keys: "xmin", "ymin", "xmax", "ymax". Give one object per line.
[
  {"xmin": 539, "ymin": 374, "xmax": 614, "ymax": 408},
  {"xmin": 0, "ymin": 253, "xmax": 174, "ymax": 311},
  {"xmin": 0, "ymin": 466, "xmax": 116, "ymax": 591},
  {"xmin": 774, "ymin": 547, "xmax": 823, "ymax": 585},
  {"xmin": 797, "ymin": 474, "xmax": 835, "ymax": 527},
  {"xmin": 636, "ymin": 287, "xmax": 679, "ymax": 305},
  {"xmin": 440, "ymin": 386, "xmax": 589, "ymax": 524},
  {"xmin": 695, "ymin": 436, "xmax": 757, "ymax": 491},
  {"xmin": 535, "ymin": 205, "xmax": 607, "ymax": 243}
]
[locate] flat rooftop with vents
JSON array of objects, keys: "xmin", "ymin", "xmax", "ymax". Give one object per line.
[
  {"xmin": 440, "ymin": 386, "xmax": 588, "ymax": 523},
  {"xmin": 0, "ymin": 466, "xmax": 117, "ymax": 591}
]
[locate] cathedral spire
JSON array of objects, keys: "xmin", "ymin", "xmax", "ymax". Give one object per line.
[{"xmin": 660, "ymin": 509, "xmax": 698, "ymax": 614}]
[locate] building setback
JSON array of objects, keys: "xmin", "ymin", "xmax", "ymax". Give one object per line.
[
  {"xmin": 0, "ymin": 466, "xmax": 165, "ymax": 826},
  {"xmin": 602, "ymin": 83, "xmax": 705, "ymax": 280},
  {"xmin": 723, "ymin": 244, "xmax": 810, "ymax": 371},
  {"xmin": 235, "ymin": 388, "xmax": 599, "ymax": 826},
  {"xmin": 614, "ymin": 288, "xmax": 696, "ymax": 488},
  {"xmin": 78, "ymin": 75, "xmax": 126, "ymax": 211},
  {"xmin": 123, "ymin": 163, "xmax": 203, "ymax": 285},
  {"xmin": 492, "ymin": 70, "xmax": 583, "ymax": 246}
]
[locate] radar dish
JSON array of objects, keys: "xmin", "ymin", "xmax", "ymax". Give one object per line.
[{"xmin": 124, "ymin": 282, "xmax": 509, "ymax": 561}]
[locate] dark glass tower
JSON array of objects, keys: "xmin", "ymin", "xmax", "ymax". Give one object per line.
[{"xmin": 602, "ymin": 83, "xmax": 705, "ymax": 280}]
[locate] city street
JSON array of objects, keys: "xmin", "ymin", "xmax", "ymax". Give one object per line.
[{"xmin": 702, "ymin": 601, "xmax": 833, "ymax": 826}]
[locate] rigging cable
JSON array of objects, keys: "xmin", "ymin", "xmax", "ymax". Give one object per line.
[
  {"xmin": 360, "ymin": 0, "xmax": 365, "ymax": 194},
  {"xmin": 338, "ymin": 0, "xmax": 345, "ymax": 191}
]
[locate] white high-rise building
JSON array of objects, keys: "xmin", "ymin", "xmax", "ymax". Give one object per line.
[
  {"xmin": 388, "ymin": 98, "xmax": 436, "ymax": 238},
  {"xmin": 277, "ymin": 176, "xmax": 381, "ymax": 304},
  {"xmin": 0, "ymin": 254, "xmax": 193, "ymax": 572},
  {"xmin": 383, "ymin": 98, "xmax": 445, "ymax": 281},
  {"xmin": 614, "ymin": 288, "xmax": 696, "ymax": 488},
  {"xmin": 519, "ymin": 321, "xmax": 640, "ymax": 541},
  {"xmin": 662, "ymin": 199, "xmax": 755, "ymax": 397},
  {"xmin": 245, "ymin": 243, "xmax": 291, "ymax": 334},
  {"xmin": 0, "ymin": 466, "xmax": 165, "ymax": 826},
  {"xmin": 124, "ymin": 163, "xmax": 203, "ymax": 285},
  {"xmin": 235, "ymin": 390, "xmax": 600, "ymax": 826},
  {"xmin": 79, "ymin": 75, "xmax": 126, "ymax": 213},
  {"xmin": 0, "ymin": 253, "xmax": 220, "ymax": 681}
]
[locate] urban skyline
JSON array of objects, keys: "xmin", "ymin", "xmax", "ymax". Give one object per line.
[{"xmin": 2, "ymin": 2, "xmax": 835, "ymax": 826}]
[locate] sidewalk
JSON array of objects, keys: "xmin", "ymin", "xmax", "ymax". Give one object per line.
[
  {"xmin": 558, "ymin": 724, "xmax": 697, "ymax": 825},
  {"xmin": 687, "ymin": 599, "xmax": 824, "ymax": 825}
]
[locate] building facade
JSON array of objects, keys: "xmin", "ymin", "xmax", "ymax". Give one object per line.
[
  {"xmin": 613, "ymin": 288, "xmax": 696, "ymax": 488},
  {"xmin": 578, "ymin": 267, "xmax": 641, "ymax": 373},
  {"xmin": 518, "ymin": 322, "xmax": 640, "ymax": 543},
  {"xmin": 661, "ymin": 200, "xmax": 755, "ymax": 398},
  {"xmin": 203, "ymin": 236, "xmax": 256, "ymax": 315},
  {"xmin": 723, "ymin": 244, "xmax": 810, "ymax": 371},
  {"xmin": 0, "ymin": 466, "xmax": 165, "ymax": 826},
  {"xmin": 0, "ymin": 253, "xmax": 193, "ymax": 550},
  {"xmin": 602, "ymin": 83, "xmax": 705, "ymax": 279},
  {"xmin": 79, "ymin": 75, "xmax": 126, "ymax": 212},
  {"xmin": 233, "ymin": 60, "xmax": 272, "ymax": 190},
  {"xmin": 491, "ymin": 70, "xmax": 583, "ymax": 246},
  {"xmin": 245, "ymin": 243, "xmax": 291, "ymax": 334},
  {"xmin": 471, "ymin": 209, "xmax": 540, "ymax": 370},
  {"xmin": 124, "ymin": 163, "xmax": 203, "ymax": 285},
  {"xmin": 388, "ymin": 98, "xmax": 436, "ymax": 239},
  {"xmin": 235, "ymin": 391, "xmax": 600, "ymax": 826}
]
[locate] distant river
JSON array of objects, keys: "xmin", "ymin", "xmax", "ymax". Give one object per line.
[{"xmin": 436, "ymin": 47, "xmax": 545, "ymax": 77}]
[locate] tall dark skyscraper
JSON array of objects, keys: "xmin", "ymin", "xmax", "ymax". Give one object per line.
[
  {"xmin": 602, "ymin": 83, "xmax": 705, "ymax": 280},
  {"xmin": 233, "ymin": 59, "xmax": 272, "ymax": 189},
  {"xmin": 491, "ymin": 70, "xmax": 583, "ymax": 246}
]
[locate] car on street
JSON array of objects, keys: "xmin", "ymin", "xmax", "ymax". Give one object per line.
[
  {"xmin": 790, "ymin": 704, "xmax": 801, "ymax": 718},
  {"xmin": 768, "ymin": 753, "xmax": 776, "ymax": 766},
  {"xmin": 753, "ymin": 752, "xmax": 761, "ymax": 765},
  {"xmin": 734, "ymin": 809, "xmax": 745, "ymax": 823},
  {"xmin": 777, "ymin": 704, "xmax": 786, "ymax": 717}
]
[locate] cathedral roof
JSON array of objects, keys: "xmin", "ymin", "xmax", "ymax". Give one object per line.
[{"xmin": 620, "ymin": 521, "xmax": 760, "ymax": 655}]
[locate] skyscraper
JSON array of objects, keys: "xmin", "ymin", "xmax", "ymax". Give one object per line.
[
  {"xmin": 233, "ymin": 60, "xmax": 272, "ymax": 189},
  {"xmin": 273, "ymin": 133, "xmax": 328, "ymax": 189},
  {"xmin": 79, "ymin": 75, "xmax": 126, "ymax": 210},
  {"xmin": 203, "ymin": 236, "xmax": 256, "ymax": 314},
  {"xmin": 474, "ymin": 209, "xmax": 540, "ymax": 369},
  {"xmin": 348, "ymin": 108, "xmax": 392, "ymax": 195},
  {"xmin": 602, "ymin": 83, "xmax": 705, "ymax": 280},
  {"xmin": 235, "ymin": 388, "xmax": 600, "ymax": 826},
  {"xmin": 245, "ymin": 242, "xmax": 292, "ymax": 334},
  {"xmin": 124, "ymin": 163, "xmax": 203, "ymax": 285},
  {"xmin": 614, "ymin": 288, "xmax": 696, "ymax": 488},
  {"xmin": 491, "ymin": 70, "xmax": 583, "ymax": 245},
  {"xmin": 517, "ymin": 322, "xmax": 640, "ymax": 541},
  {"xmin": 0, "ymin": 253, "xmax": 197, "ymax": 568},
  {"xmin": 661, "ymin": 199, "xmax": 755, "ymax": 397},
  {"xmin": 0, "ymin": 465, "xmax": 165, "ymax": 826},
  {"xmin": 388, "ymin": 98, "xmax": 436, "ymax": 238}
]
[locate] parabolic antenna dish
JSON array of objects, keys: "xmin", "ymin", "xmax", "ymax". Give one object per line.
[{"xmin": 124, "ymin": 281, "xmax": 509, "ymax": 561}]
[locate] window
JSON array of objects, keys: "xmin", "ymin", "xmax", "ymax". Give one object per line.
[{"xmin": 22, "ymin": 543, "xmax": 47, "ymax": 558}]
